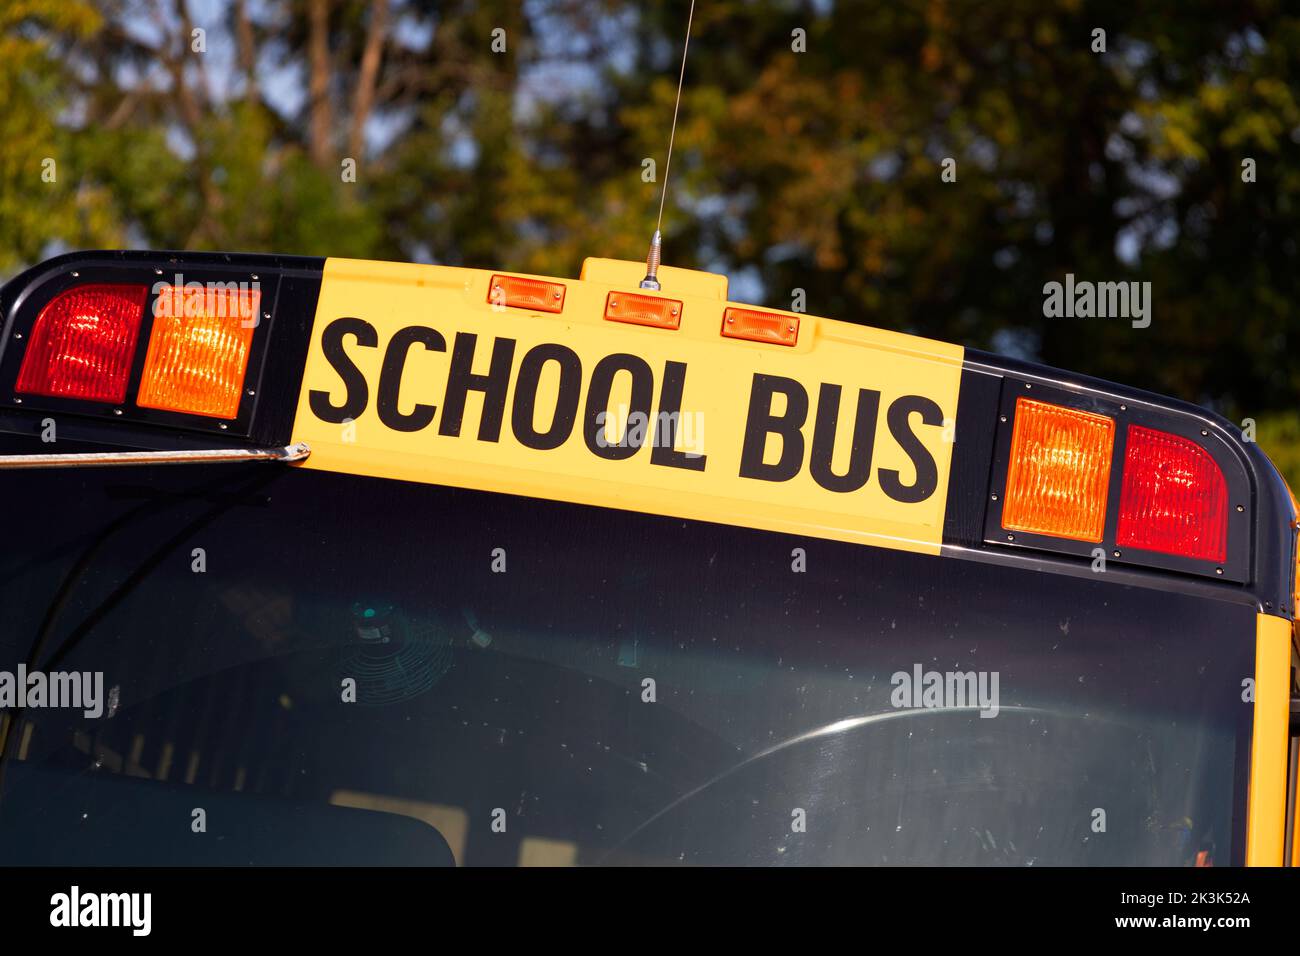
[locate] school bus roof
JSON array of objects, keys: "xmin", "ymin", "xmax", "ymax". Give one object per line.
[{"xmin": 0, "ymin": 249, "xmax": 1291, "ymax": 615}]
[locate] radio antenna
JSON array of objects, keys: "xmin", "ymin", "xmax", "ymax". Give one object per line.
[{"xmin": 640, "ymin": 0, "xmax": 696, "ymax": 291}]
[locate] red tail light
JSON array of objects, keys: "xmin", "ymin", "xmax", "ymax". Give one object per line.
[
  {"xmin": 15, "ymin": 284, "xmax": 148, "ymax": 404},
  {"xmin": 1117, "ymin": 425, "xmax": 1228, "ymax": 562}
]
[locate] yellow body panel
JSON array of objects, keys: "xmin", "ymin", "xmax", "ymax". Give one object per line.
[
  {"xmin": 291, "ymin": 258, "xmax": 964, "ymax": 554},
  {"xmin": 1247, "ymin": 612, "xmax": 1292, "ymax": 866},
  {"xmin": 1291, "ymin": 735, "xmax": 1299, "ymax": 867}
]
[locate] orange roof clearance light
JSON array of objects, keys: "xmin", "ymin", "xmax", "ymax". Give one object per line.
[
  {"xmin": 1001, "ymin": 397, "xmax": 1116, "ymax": 543},
  {"xmin": 721, "ymin": 307, "xmax": 799, "ymax": 347},
  {"xmin": 487, "ymin": 275, "xmax": 566, "ymax": 313},
  {"xmin": 136, "ymin": 284, "xmax": 261, "ymax": 419},
  {"xmin": 604, "ymin": 291, "xmax": 682, "ymax": 330}
]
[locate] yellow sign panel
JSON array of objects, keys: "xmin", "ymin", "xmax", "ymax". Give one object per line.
[{"xmin": 291, "ymin": 257, "xmax": 964, "ymax": 554}]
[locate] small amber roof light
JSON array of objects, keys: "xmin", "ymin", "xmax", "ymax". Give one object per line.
[
  {"xmin": 604, "ymin": 291, "xmax": 682, "ymax": 330},
  {"xmin": 721, "ymin": 307, "xmax": 798, "ymax": 347},
  {"xmin": 487, "ymin": 275, "xmax": 565, "ymax": 313}
]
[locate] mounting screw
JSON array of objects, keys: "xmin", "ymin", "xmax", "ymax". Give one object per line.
[
  {"xmin": 1236, "ymin": 504, "xmax": 1244, "ymax": 512},
  {"xmin": 71, "ymin": 271, "xmax": 80, "ymax": 278},
  {"xmin": 13, "ymin": 333, "xmax": 21, "ymax": 340},
  {"xmin": 1024, "ymin": 383, "xmax": 1032, "ymax": 389},
  {"xmin": 1216, "ymin": 568, "xmax": 1224, "ymax": 576},
  {"xmin": 1006, "ymin": 534, "xmax": 1014, "ymax": 541},
  {"xmin": 999, "ymin": 415, "xmax": 1007, "ymax": 423},
  {"xmin": 670, "ymin": 307, "xmax": 679, "ymax": 316},
  {"xmin": 552, "ymin": 290, "xmax": 562, "ymax": 300},
  {"xmin": 991, "ymin": 494, "xmax": 999, "ymax": 501},
  {"xmin": 1113, "ymin": 550, "xmax": 1121, "ymax": 558},
  {"xmin": 13, "ymin": 397, "xmax": 21, "ymax": 404},
  {"xmin": 113, "ymin": 408, "xmax": 122, "ymax": 416},
  {"xmin": 246, "ymin": 388, "xmax": 255, "ymax": 396},
  {"xmin": 1119, "ymin": 404, "xmax": 1127, "ymax": 411},
  {"xmin": 218, "ymin": 423, "xmax": 228, "ymax": 430},
  {"xmin": 1200, "ymin": 429, "xmax": 1209, "ymax": 436}
]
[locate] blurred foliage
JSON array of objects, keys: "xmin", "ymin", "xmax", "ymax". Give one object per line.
[
  {"xmin": 1, "ymin": 0, "xmax": 1299, "ymax": 482},
  {"xmin": 1256, "ymin": 410, "xmax": 1300, "ymax": 495},
  {"xmin": 0, "ymin": 0, "xmax": 114, "ymax": 261}
]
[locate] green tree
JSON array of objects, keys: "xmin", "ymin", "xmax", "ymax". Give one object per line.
[{"xmin": 0, "ymin": 0, "xmax": 112, "ymax": 268}]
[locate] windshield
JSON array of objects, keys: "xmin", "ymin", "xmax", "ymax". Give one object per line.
[{"xmin": 0, "ymin": 435, "xmax": 1253, "ymax": 865}]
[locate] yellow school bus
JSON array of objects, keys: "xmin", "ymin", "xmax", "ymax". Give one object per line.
[{"xmin": 0, "ymin": 249, "xmax": 1295, "ymax": 866}]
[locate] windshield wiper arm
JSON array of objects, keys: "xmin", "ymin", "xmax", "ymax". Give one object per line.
[{"xmin": 0, "ymin": 442, "xmax": 309, "ymax": 470}]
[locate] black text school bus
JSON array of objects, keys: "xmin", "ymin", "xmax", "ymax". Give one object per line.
[{"xmin": 0, "ymin": 249, "xmax": 1295, "ymax": 866}]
